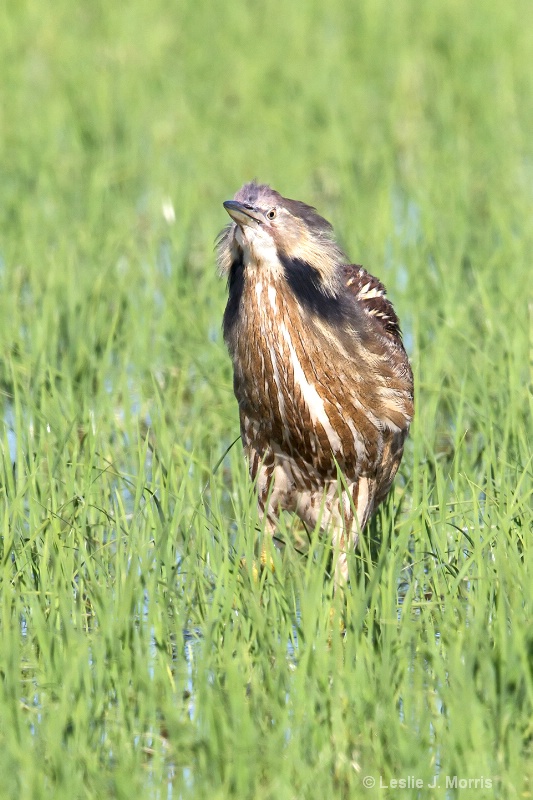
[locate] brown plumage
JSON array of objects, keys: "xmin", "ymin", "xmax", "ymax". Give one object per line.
[{"xmin": 218, "ymin": 181, "xmax": 414, "ymax": 582}]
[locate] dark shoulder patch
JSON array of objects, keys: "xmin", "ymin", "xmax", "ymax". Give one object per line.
[
  {"xmin": 344, "ymin": 264, "xmax": 402, "ymax": 339},
  {"xmin": 279, "ymin": 253, "xmax": 345, "ymax": 323},
  {"xmin": 223, "ymin": 254, "xmax": 244, "ymax": 340}
]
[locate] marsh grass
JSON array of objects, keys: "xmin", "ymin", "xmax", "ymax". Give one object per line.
[{"xmin": 1, "ymin": 0, "xmax": 532, "ymax": 797}]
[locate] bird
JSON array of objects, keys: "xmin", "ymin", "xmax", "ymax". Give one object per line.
[{"xmin": 218, "ymin": 181, "xmax": 414, "ymax": 584}]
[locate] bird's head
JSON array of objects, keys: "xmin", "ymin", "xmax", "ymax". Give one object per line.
[{"xmin": 217, "ymin": 181, "xmax": 346, "ymax": 296}]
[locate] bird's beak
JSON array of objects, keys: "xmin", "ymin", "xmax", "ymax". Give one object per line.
[{"xmin": 223, "ymin": 200, "xmax": 265, "ymax": 227}]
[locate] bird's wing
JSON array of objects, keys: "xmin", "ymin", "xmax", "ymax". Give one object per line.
[{"xmin": 343, "ymin": 264, "xmax": 402, "ymax": 339}]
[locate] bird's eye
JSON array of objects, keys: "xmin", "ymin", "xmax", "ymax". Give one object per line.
[{"xmin": 266, "ymin": 208, "xmax": 277, "ymax": 220}]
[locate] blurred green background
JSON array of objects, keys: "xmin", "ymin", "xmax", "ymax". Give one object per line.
[{"xmin": 0, "ymin": 0, "xmax": 532, "ymax": 798}]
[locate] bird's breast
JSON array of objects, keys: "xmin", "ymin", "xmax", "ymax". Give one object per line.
[{"xmin": 230, "ymin": 277, "xmax": 381, "ymax": 474}]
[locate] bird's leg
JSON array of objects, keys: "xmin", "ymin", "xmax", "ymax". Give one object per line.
[
  {"xmin": 240, "ymin": 457, "xmax": 285, "ymax": 579},
  {"xmin": 255, "ymin": 455, "xmax": 295, "ymax": 547},
  {"xmin": 327, "ymin": 478, "xmax": 374, "ymax": 587},
  {"xmin": 331, "ymin": 518, "xmax": 355, "ymax": 588},
  {"xmin": 240, "ymin": 505, "xmax": 278, "ymax": 581},
  {"xmin": 239, "ymin": 496, "xmax": 279, "ymax": 581}
]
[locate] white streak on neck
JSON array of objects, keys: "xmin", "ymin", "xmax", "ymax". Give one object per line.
[
  {"xmin": 280, "ymin": 323, "xmax": 342, "ymax": 453},
  {"xmin": 268, "ymin": 343, "xmax": 287, "ymax": 431},
  {"xmin": 267, "ymin": 285, "xmax": 277, "ymax": 313}
]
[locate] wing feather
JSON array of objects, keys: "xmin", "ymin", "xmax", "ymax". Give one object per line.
[{"xmin": 343, "ymin": 264, "xmax": 403, "ymax": 339}]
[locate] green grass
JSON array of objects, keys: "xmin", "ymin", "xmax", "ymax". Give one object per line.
[{"xmin": 1, "ymin": 0, "xmax": 532, "ymax": 797}]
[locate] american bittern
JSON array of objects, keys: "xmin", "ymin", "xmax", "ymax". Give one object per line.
[{"xmin": 218, "ymin": 181, "xmax": 413, "ymax": 583}]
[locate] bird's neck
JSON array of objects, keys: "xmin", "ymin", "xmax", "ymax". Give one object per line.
[
  {"xmin": 240, "ymin": 270, "xmax": 297, "ymax": 353},
  {"xmin": 235, "ymin": 231, "xmax": 285, "ymax": 281}
]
